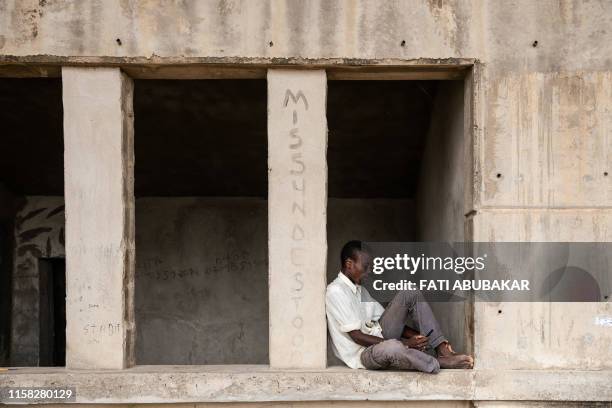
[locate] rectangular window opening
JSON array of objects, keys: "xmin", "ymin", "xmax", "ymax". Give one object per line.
[
  {"xmin": 326, "ymin": 78, "xmax": 470, "ymax": 366},
  {"xmin": 133, "ymin": 79, "xmax": 269, "ymax": 365},
  {"xmin": 0, "ymin": 78, "xmax": 65, "ymax": 367}
]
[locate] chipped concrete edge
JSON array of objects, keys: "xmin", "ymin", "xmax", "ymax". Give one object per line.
[{"xmin": 0, "ymin": 368, "xmax": 610, "ymax": 403}]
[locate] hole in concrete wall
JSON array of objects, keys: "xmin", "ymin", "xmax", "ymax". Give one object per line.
[
  {"xmin": 38, "ymin": 258, "xmax": 66, "ymax": 367},
  {"xmin": 326, "ymin": 79, "xmax": 468, "ymax": 365},
  {"xmin": 134, "ymin": 79, "xmax": 268, "ymax": 364},
  {"xmin": 0, "ymin": 78, "xmax": 65, "ymax": 367}
]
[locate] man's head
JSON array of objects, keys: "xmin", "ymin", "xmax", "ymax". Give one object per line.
[{"xmin": 340, "ymin": 240, "xmax": 371, "ymax": 285}]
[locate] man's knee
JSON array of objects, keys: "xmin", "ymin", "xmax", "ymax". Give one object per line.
[
  {"xmin": 375, "ymin": 339, "xmax": 405, "ymax": 360},
  {"xmin": 363, "ymin": 340, "xmax": 405, "ymax": 369}
]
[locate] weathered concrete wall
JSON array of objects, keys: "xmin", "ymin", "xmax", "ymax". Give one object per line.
[
  {"xmin": 8, "ymin": 403, "xmax": 471, "ymax": 408},
  {"xmin": 0, "ymin": 403, "xmax": 601, "ymax": 408},
  {"xmin": 16, "ymin": 404, "xmax": 612, "ymax": 408},
  {"xmin": 267, "ymin": 70, "xmax": 328, "ymax": 368},
  {"xmin": 472, "ymin": 210, "xmax": 612, "ymax": 370},
  {"xmin": 62, "ymin": 67, "xmax": 135, "ymax": 369},
  {"xmin": 0, "ymin": 0, "xmax": 610, "ymax": 71},
  {"xmin": 138, "ymin": 197, "xmax": 423, "ymax": 365},
  {"xmin": 0, "ymin": 1, "xmax": 610, "ymax": 209},
  {"xmin": 416, "ymin": 80, "xmax": 469, "ymax": 355},
  {"xmin": 9, "ymin": 196, "xmax": 268, "ymax": 366},
  {"xmin": 417, "ymin": 81, "xmax": 466, "ymax": 243},
  {"xmin": 8, "ymin": 197, "xmax": 424, "ymax": 366},
  {"xmin": 473, "ymin": 403, "xmax": 607, "ymax": 408},
  {"xmin": 481, "ymin": 72, "xmax": 612, "ymax": 208},
  {"xmin": 10, "ymin": 196, "xmax": 65, "ymax": 366},
  {"xmin": 13, "ymin": 199, "xmax": 610, "ymax": 371},
  {"xmin": 0, "ymin": 0, "xmax": 478, "ymax": 60},
  {"xmin": 135, "ymin": 197, "xmax": 269, "ymax": 365},
  {"xmin": 1, "ymin": 0, "xmax": 611, "ymax": 403},
  {"xmin": 2, "ymin": 365, "xmax": 611, "ymax": 402},
  {"xmin": 139, "ymin": 197, "xmax": 435, "ymax": 365}
]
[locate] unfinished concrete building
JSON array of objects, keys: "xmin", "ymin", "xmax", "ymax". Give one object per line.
[{"xmin": 0, "ymin": 0, "xmax": 611, "ymax": 407}]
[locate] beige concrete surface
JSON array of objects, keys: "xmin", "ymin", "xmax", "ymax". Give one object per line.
[
  {"xmin": 62, "ymin": 67, "xmax": 135, "ymax": 369},
  {"xmin": 1, "ymin": 366, "xmax": 611, "ymax": 402},
  {"xmin": 417, "ymin": 80, "xmax": 471, "ymax": 355},
  {"xmin": 0, "ymin": 0, "xmax": 608, "ymax": 74},
  {"xmin": 4, "ymin": 402, "xmax": 607, "ymax": 408},
  {"xmin": 7, "ymin": 197, "xmax": 424, "ymax": 366},
  {"xmin": 472, "ymin": 209, "xmax": 612, "ymax": 370},
  {"xmin": 0, "ymin": 0, "xmax": 611, "ymax": 403},
  {"xmin": 267, "ymin": 69, "xmax": 327, "ymax": 368},
  {"xmin": 134, "ymin": 197, "xmax": 269, "ymax": 365},
  {"xmin": 473, "ymin": 403, "xmax": 611, "ymax": 408},
  {"xmin": 5, "ymin": 403, "xmax": 471, "ymax": 408},
  {"xmin": 479, "ymin": 72, "xmax": 612, "ymax": 208}
]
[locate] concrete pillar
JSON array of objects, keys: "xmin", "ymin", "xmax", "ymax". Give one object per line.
[
  {"xmin": 267, "ymin": 70, "xmax": 328, "ymax": 368},
  {"xmin": 62, "ymin": 67, "xmax": 135, "ymax": 369}
]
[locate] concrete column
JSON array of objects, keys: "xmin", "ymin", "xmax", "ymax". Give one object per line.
[
  {"xmin": 267, "ymin": 70, "xmax": 328, "ymax": 368},
  {"xmin": 62, "ymin": 67, "xmax": 135, "ymax": 369}
]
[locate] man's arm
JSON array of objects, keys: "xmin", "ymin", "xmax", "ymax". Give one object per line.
[
  {"xmin": 349, "ymin": 329, "xmax": 429, "ymax": 350},
  {"xmin": 347, "ymin": 330, "xmax": 385, "ymax": 347},
  {"xmin": 349, "ymin": 326, "xmax": 429, "ymax": 350}
]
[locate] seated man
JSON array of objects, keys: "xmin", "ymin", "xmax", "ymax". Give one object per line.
[{"xmin": 326, "ymin": 240, "xmax": 474, "ymax": 373}]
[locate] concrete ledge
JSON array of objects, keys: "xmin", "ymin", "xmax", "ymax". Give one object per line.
[
  {"xmin": 1, "ymin": 366, "xmax": 610, "ymax": 403},
  {"xmin": 0, "ymin": 56, "xmax": 474, "ymax": 80}
]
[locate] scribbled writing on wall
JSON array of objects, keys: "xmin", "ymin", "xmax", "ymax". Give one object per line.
[
  {"xmin": 136, "ymin": 251, "xmax": 267, "ymax": 281},
  {"xmin": 82, "ymin": 322, "xmax": 122, "ymax": 344},
  {"xmin": 284, "ymin": 88, "xmax": 309, "ymax": 363}
]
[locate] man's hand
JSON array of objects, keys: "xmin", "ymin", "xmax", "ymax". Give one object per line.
[{"xmin": 401, "ymin": 335, "xmax": 429, "ymax": 351}]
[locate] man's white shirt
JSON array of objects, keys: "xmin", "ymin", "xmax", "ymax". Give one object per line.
[{"xmin": 325, "ymin": 271, "xmax": 385, "ymax": 368}]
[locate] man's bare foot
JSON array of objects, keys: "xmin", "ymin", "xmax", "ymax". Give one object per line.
[
  {"xmin": 436, "ymin": 341, "xmax": 459, "ymax": 356},
  {"xmin": 435, "ymin": 342, "xmax": 473, "ymax": 368},
  {"xmin": 438, "ymin": 354, "xmax": 474, "ymax": 369}
]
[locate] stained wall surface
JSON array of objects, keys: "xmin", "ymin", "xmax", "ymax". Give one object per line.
[
  {"xmin": 9, "ymin": 197, "xmax": 424, "ymax": 365},
  {"xmin": 417, "ymin": 80, "xmax": 469, "ymax": 355},
  {"xmin": 137, "ymin": 197, "xmax": 430, "ymax": 364},
  {"xmin": 135, "ymin": 197, "xmax": 269, "ymax": 365},
  {"xmin": 10, "ymin": 196, "xmax": 65, "ymax": 367},
  {"xmin": 1, "ymin": 0, "xmax": 611, "ymax": 400}
]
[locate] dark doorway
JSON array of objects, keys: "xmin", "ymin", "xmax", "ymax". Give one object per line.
[
  {"xmin": 0, "ymin": 219, "xmax": 14, "ymax": 366},
  {"xmin": 38, "ymin": 258, "xmax": 66, "ymax": 366}
]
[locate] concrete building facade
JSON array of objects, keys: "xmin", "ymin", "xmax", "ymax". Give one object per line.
[{"xmin": 0, "ymin": 0, "xmax": 611, "ymax": 407}]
